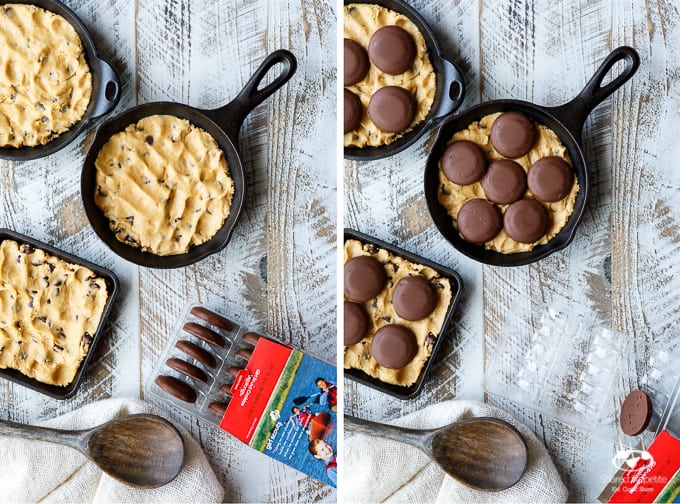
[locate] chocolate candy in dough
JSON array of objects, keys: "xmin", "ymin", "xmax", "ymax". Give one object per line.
[
  {"xmin": 481, "ymin": 159, "xmax": 527, "ymax": 205},
  {"xmin": 344, "ymin": 38, "xmax": 370, "ymax": 85},
  {"xmin": 344, "ymin": 255, "xmax": 387, "ymax": 302},
  {"xmin": 344, "ymin": 89, "xmax": 363, "ymax": 134},
  {"xmin": 503, "ymin": 198, "xmax": 550, "ymax": 244},
  {"xmin": 371, "ymin": 324, "xmax": 418, "ymax": 369},
  {"xmin": 620, "ymin": 389, "xmax": 653, "ymax": 436},
  {"xmin": 344, "ymin": 301, "xmax": 370, "ymax": 345},
  {"xmin": 528, "ymin": 156, "xmax": 573, "ymax": 202},
  {"xmin": 441, "ymin": 140, "xmax": 488, "ymax": 185},
  {"xmin": 392, "ymin": 276, "xmax": 437, "ymax": 321},
  {"xmin": 456, "ymin": 198, "xmax": 502, "ymax": 244},
  {"xmin": 368, "ymin": 86, "xmax": 415, "ymax": 133},
  {"xmin": 490, "ymin": 111, "xmax": 535, "ymax": 158},
  {"xmin": 368, "ymin": 25, "xmax": 417, "ymax": 75}
]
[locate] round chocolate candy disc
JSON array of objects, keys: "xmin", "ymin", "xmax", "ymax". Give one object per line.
[
  {"xmin": 344, "ymin": 89, "xmax": 363, "ymax": 134},
  {"xmin": 528, "ymin": 156, "xmax": 573, "ymax": 202},
  {"xmin": 392, "ymin": 275, "xmax": 437, "ymax": 321},
  {"xmin": 503, "ymin": 198, "xmax": 550, "ymax": 244},
  {"xmin": 620, "ymin": 389, "xmax": 653, "ymax": 436},
  {"xmin": 441, "ymin": 140, "xmax": 487, "ymax": 185},
  {"xmin": 344, "ymin": 255, "xmax": 387, "ymax": 302},
  {"xmin": 368, "ymin": 25, "xmax": 417, "ymax": 75},
  {"xmin": 456, "ymin": 198, "xmax": 502, "ymax": 244},
  {"xmin": 371, "ymin": 324, "xmax": 417, "ymax": 369},
  {"xmin": 481, "ymin": 159, "xmax": 527, "ymax": 205},
  {"xmin": 367, "ymin": 86, "xmax": 415, "ymax": 133},
  {"xmin": 344, "ymin": 38, "xmax": 370, "ymax": 86},
  {"xmin": 344, "ymin": 301, "xmax": 370, "ymax": 345},
  {"xmin": 490, "ymin": 111, "xmax": 535, "ymax": 158}
]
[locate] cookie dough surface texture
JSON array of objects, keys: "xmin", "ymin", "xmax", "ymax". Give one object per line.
[
  {"xmin": 0, "ymin": 240, "xmax": 108, "ymax": 386},
  {"xmin": 438, "ymin": 112, "xmax": 580, "ymax": 253},
  {"xmin": 344, "ymin": 3, "xmax": 435, "ymax": 148},
  {"xmin": 343, "ymin": 239, "xmax": 452, "ymax": 387},
  {"xmin": 0, "ymin": 3, "xmax": 92, "ymax": 147},
  {"xmin": 94, "ymin": 114, "xmax": 235, "ymax": 256}
]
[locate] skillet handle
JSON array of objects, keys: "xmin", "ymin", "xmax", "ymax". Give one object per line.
[
  {"xmin": 91, "ymin": 58, "xmax": 122, "ymax": 118},
  {"xmin": 432, "ymin": 57, "xmax": 465, "ymax": 118},
  {"xmin": 546, "ymin": 46, "xmax": 639, "ymax": 140},
  {"xmin": 207, "ymin": 50, "xmax": 298, "ymax": 142}
]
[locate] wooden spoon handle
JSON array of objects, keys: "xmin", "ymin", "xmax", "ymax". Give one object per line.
[
  {"xmin": 0, "ymin": 419, "xmax": 85, "ymax": 450},
  {"xmin": 344, "ymin": 415, "xmax": 429, "ymax": 451}
]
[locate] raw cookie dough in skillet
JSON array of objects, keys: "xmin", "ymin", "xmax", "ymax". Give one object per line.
[
  {"xmin": 343, "ymin": 239, "xmax": 452, "ymax": 387},
  {"xmin": 94, "ymin": 114, "xmax": 235, "ymax": 256},
  {"xmin": 0, "ymin": 240, "xmax": 108, "ymax": 386},
  {"xmin": 438, "ymin": 112, "xmax": 579, "ymax": 253},
  {"xmin": 0, "ymin": 3, "xmax": 92, "ymax": 148},
  {"xmin": 344, "ymin": 3, "xmax": 436, "ymax": 148}
]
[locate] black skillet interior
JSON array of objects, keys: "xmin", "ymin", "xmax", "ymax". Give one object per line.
[
  {"xmin": 425, "ymin": 46, "xmax": 639, "ymax": 267},
  {"xmin": 343, "ymin": 0, "xmax": 465, "ymax": 161},
  {"xmin": 0, "ymin": 0, "xmax": 121, "ymax": 161},
  {"xmin": 0, "ymin": 228, "xmax": 120, "ymax": 399},
  {"xmin": 81, "ymin": 50, "xmax": 297, "ymax": 268},
  {"xmin": 344, "ymin": 228, "xmax": 463, "ymax": 399}
]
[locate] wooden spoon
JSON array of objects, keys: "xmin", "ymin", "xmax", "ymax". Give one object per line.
[
  {"xmin": 0, "ymin": 414, "xmax": 185, "ymax": 488},
  {"xmin": 345, "ymin": 415, "xmax": 528, "ymax": 491}
]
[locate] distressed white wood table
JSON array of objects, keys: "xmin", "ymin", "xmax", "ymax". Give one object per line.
[
  {"xmin": 344, "ymin": 0, "xmax": 680, "ymax": 501},
  {"xmin": 0, "ymin": 0, "xmax": 336, "ymax": 501}
]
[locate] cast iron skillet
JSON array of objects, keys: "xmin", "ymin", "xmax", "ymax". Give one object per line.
[
  {"xmin": 81, "ymin": 50, "xmax": 297, "ymax": 268},
  {"xmin": 425, "ymin": 46, "xmax": 640, "ymax": 267},
  {"xmin": 344, "ymin": 0, "xmax": 465, "ymax": 161},
  {"xmin": 0, "ymin": 0, "xmax": 121, "ymax": 161}
]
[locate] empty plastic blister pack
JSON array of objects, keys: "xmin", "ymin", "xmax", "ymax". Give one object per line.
[{"xmin": 146, "ymin": 303, "xmax": 338, "ymax": 487}]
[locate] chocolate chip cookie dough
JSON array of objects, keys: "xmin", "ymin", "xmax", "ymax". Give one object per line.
[
  {"xmin": 344, "ymin": 3, "xmax": 435, "ymax": 148},
  {"xmin": 343, "ymin": 239, "xmax": 452, "ymax": 387},
  {"xmin": 0, "ymin": 4, "xmax": 92, "ymax": 147},
  {"xmin": 0, "ymin": 240, "xmax": 108, "ymax": 386},
  {"xmin": 94, "ymin": 114, "xmax": 235, "ymax": 256},
  {"xmin": 438, "ymin": 112, "xmax": 579, "ymax": 253}
]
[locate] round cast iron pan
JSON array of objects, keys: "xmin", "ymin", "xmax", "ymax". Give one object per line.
[
  {"xmin": 425, "ymin": 46, "xmax": 640, "ymax": 266},
  {"xmin": 81, "ymin": 50, "xmax": 297, "ymax": 268},
  {"xmin": 343, "ymin": 0, "xmax": 465, "ymax": 161},
  {"xmin": 0, "ymin": 0, "xmax": 121, "ymax": 161}
]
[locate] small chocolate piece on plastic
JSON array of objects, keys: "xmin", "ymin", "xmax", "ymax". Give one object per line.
[
  {"xmin": 235, "ymin": 348, "xmax": 252, "ymax": 361},
  {"xmin": 175, "ymin": 340, "xmax": 217, "ymax": 368},
  {"xmin": 208, "ymin": 401, "xmax": 229, "ymax": 416},
  {"xmin": 242, "ymin": 332, "xmax": 262, "ymax": 346},
  {"xmin": 166, "ymin": 357, "xmax": 208, "ymax": 383},
  {"xmin": 621, "ymin": 389, "xmax": 653, "ymax": 436},
  {"xmin": 183, "ymin": 322, "xmax": 225, "ymax": 348},
  {"xmin": 227, "ymin": 366, "xmax": 241, "ymax": 378},
  {"xmin": 190, "ymin": 306, "xmax": 233, "ymax": 331},
  {"xmin": 219, "ymin": 383, "xmax": 233, "ymax": 395},
  {"xmin": 155, "ymin": 375, "xmax": 197, "ymax": 403}
]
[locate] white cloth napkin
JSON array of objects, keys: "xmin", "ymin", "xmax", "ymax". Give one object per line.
[
  {"xmin": 345, "ymin": 400, "xmax": 568, "ymax": 503},
  {"xmin": 0, "ymin": 397, "xmax": 224, "ymax": 503}
]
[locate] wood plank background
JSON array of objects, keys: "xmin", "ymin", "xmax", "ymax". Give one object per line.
[
  {"xmin": 0, "ymin": 0, "xmax": 335, "ymax": 502},
  {"xmin": 344, "ymin": 0, "xmax": 680, "ymax": 501}
]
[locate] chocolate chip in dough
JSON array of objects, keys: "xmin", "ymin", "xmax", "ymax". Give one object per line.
[
  {"xmin": 490, "ymin": 111, "xmax": 535, "ymax": 158},
  {"xmin": 528, "ymin": 156, "xmax": 573, "ymax": 202},
  {"xmin": 344, "ymin": 255, "xmax": 387, "ymax": 302},
  {"xmin": 503, "ymin": 198, "xmax": 550, "ymax": 244},
  {"xmin": 368, "ymin": 26, "xmax": 417, "ymax": 75},
  {"xmin": 620, "ymin": 389, "xmax": 653, "ymax": 436},
  {"xmin": 344, "ymin": 301, "xmax": 370, "ymax": 345},
  {"xmin": 392, "ymin": 275, "xmax": 437, "ymax": 321},
  {"xmin": 481, "ymin": 159, "xmax": 527, "ymax": 205},
  {"xmin": 367, "ymin": 86, "xmax": 415, "ymax": 133},
  {"xmin": 441, "ymin": 140, "xmax": 488, "ymax": 185},
  {"xmin": 344, "ymin": 38, "xmax": 370, "ymax": 85},
  {"xmin": 371, "ymin": 324, "xmax": 418, "ymax": 369},
  {"xmin": 344, "ymin": 89, "xmax": 363, "ymax": 134},
  {"xmin": 456, "ymin": 198, "xmax": 502, "ymax": 244},
  {"xmin": 155, "ymin": 375, "xmax": 197, "ymax": 403}
]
